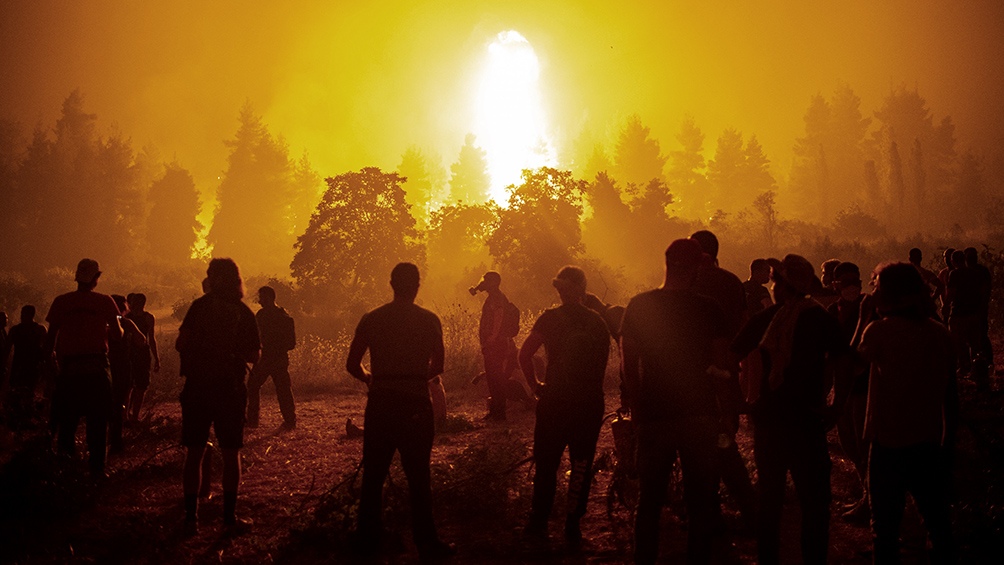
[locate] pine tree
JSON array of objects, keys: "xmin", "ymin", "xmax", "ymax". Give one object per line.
[
  {"xmin": 448, "ymin": 133, "xmax": 491, "ymax": 205},
  {"xmin": 613, "ymin": 115, "xmax": 666, "ymax": 189}
]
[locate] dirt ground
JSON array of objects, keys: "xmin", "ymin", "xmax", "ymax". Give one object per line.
[{"xmin": 1, "ymin": 374, "xmax": 1002, "ymax": 564}]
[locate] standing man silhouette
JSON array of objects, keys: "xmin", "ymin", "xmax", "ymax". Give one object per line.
[
  {"xmin": 246, "ymin": 286, "xmax": 297, "ymax": 430},
  {"xmin": 346, "ymin": 263, "xmax": 455, "ymax": 559},
  {"xmin": 471, "ymin": 271, "xmax": 515, "ymax": 421}
]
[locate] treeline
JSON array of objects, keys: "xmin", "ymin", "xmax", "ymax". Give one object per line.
[{"xmin": 0, "ymin": 85, "xmax": 999, "ymax": 336}]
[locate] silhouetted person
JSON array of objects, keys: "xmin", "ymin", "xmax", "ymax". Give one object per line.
[
  {"xmin": 965, "ymin": 247, "xmax": 993, "ymax": 384},
  {"xmin": 246, "ymin": 286, "xmax": 297, "ymax": 430},
  {"xmin": 858, "ymin": 263, "xmax": 957, "ymax": 563},
  {"xmin": 125, "ymin": 293, "xmax": 159, "ymax": 423},
  {"xmin": 471, "ymin": 271, "xmax": 517, "ymax": 421},
  {"xmin": 744, "ymin": 258, "xmax": 773, "ymax": 318},
  {"xmin": 947, "ymin": 249, "xmax": 988, "ymax": 389},
  {"xmin": 45, "ymin": 259, "xmax": 122, "ymax": 478},
  {"xmin": 622, "ymin": 239, "xmax": 729, "ymax": 565},
  {"xmin": 5, "ymin": 305, "xmax": 47, "ymax": 428},
  {"xmin": 690, "ymin": 230, "xmax": 756, "ymax": 531},
  {"xmin": 176, "ymin": 258, "xmax": 260, "ymax": 535},
  {"xmin": 816, "ymin": 258, "xmax": 841, "ymax": 309},
  {"xmin": 108, "ymin": 295, "xmax": 145, "ymax": 453},
  {"xmin": 346, "ymin": 263, "xmax": 454, "ymax": 559},
  {"xmin": 937, "ymin": 248, "xmax": 955, "ymax": 321},
  {"xmin": 731, "ymin": 254, "xmax": 851, "ymax": 565},
  {"xmin": 827, "ymin": 262, "xmax": 869, "ymax": 520},
  {"xmin": 519, "ymin": 266, "xmax": 610, "ymax": 546},
  {"xmin": 909, "ymin": 248, "xmax": 945, "ymax": 302}
]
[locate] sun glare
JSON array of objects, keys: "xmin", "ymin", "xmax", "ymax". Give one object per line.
[{"xmin": 474, "ymin": 30, "xmax": 555, "ymax": 205}]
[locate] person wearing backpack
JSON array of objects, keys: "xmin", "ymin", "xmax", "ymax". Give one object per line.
[
  {"xmin": 246, "ymin": 285, "xmax": 296, "ymax": 430},
  {"xmin": 471, "ymin": 270, "xmax": 518, "ymax": 421}
]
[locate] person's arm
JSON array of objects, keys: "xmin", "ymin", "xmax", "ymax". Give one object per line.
[
  {"xmin": 345, "ymin": 318, "xmax": 371, "ymax": 385},
  {"xmin": 518, "ymin": 330, "xmax": 545, "ymax": 397},
  {"xmin": 428, "ymin": 317, "xmax": 445, "ymax": 380},
  {"xmin": 149, "ymin": 314, "xmax": 160, "ymax": 372}
]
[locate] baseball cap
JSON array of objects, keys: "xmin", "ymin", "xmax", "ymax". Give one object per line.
[{"xmin": 74, "ymin": 258, "xmax": 101, "ymax": 284}]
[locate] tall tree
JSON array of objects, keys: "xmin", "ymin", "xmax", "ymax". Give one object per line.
[
  {"xmin": 707, "ymin": 128, "xmax": 746, "ymax": 212},
  {"xmin": 666, "ymin": 117, "xmax": 710, "ymax": 219},
  {"xmin": 613, "ymin": 114, "xmax": 666, "ymax": 190},
  {"xmin": 448, "ymin": 133, "xmax": 491, "ymax": 205},
  {"xmin": 397, "ymin": 146, "xmax": 434, "ymax": 228},
  {"xmin": 147, "ymin": 163, "xmax": 202, "ymax": 265}
]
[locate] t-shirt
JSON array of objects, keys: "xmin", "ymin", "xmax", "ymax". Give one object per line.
[
  {"xmin": 620, "ymin": 288, "xmax": 727, "ymax": 424},
  {"xmin": 178, "ymin": 293, "xmax": 259, "ymax": 386},
  {"xmin": 8, "ymin": 322, "xmax": 47, "ymax": 369},
  {"xmin": 743, "ymin": 280, "xmax": 772, "ymax": 318},
  {"xmin": 353, "ymin": 301, "xmax": 443, "ymax": 381},
  {"xmin": 46, "ymin": 290, "xmax": 120, "ymax": 357},
  {"xmin": 947, "ymin": 266, "xmax": 982, "ymax": 318},
  {"xmin": 530, "ymin": 303, "xmax": 610, "ymax": 403},
  {"xmin": 479, "ymin": 291, "xmax": 510, "ymax": 352},
  {"xmin": 731, "ymin": 302, "xmax": 849, "ymax": 423},
  {"xmin": 694, "ymin": 265, "xmax": 747, "ymax": 338},
  {"xmin": 126, "ymin": 310, "xmax": 155, "ymax": 367},
  {"xmin": 256, "ymin": 305, "xmax": 292, "ymax": 354},
  {"xmin": 858, "ymin": 316, "xmax": 954, "ymax": 447}
]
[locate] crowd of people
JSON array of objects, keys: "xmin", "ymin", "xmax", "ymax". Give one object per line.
[{"xmin": 0, "ymin": 233, "xmax": 993, "ymax": 563}]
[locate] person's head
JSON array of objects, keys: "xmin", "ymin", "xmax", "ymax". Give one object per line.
[
  {"xmin": 964, "ymin": 247, "xmax": 979, "ymax": 267},
  {"xmin": 772, "ymin": 254, "xmax": 816, "ymax": 303},
  {"xmin": 909, "ymin": 247, "xmax": 923, "ymax": 265},
  {"xmin": 391, "ymin": 262, "xmax": 421, "ymax": 301},
  {"xmin": 552, "ymin": 266, "xmax": 587, "ymax": 305},
  {"xmin": 257, "ymin": 286, "xmax": 276, "ymax": 306},
  {"xmin": 111, "ymin": 294, "xmax": 128, "ymax": 313},
  {"xmin": 205, "ymin": 258, "xmax": 244, "ymax": 301},
  {"xmin": 833, "ymin": 262, "xmax": 862, "ymax": 302},
  {"xmin": 664, "ymin": 239, "xmax": 705, "ymax": 289},
  {"xmin": 749, "ymin": 258, "xmax": 771, "ymax": 285},
  {"xmin": 469, "ymin": 271, "xmax": 502, "ymax": 295},
  {"xmin": 689, "ymin": 230, "xmax": 719, "ymax": 261},
  {"xmin": 951, "ymin": 250, "xmax": 966, "ymax": 270},
  {"xmin": 74, "ymin": 258, "xmax": 101, "ymax": 291},
  {"xmin": 20, "ymin": 305, "xmax": 35, "ymax": 323},
  {"xmin": 874, "ymin": 262, "xmax": 932, "ymax": 319},
  {"xmin": 944, "ymin": 248, "xmax": 955, "ymax": 268},
  {"xmin": 820, "ymin": 259, "xmax": 841, "ymax": 287},
  {"xmin": 127, "ymin": 292, "xmax": 147, "ymax": 313}
]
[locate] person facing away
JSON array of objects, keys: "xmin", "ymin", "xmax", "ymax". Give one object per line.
[
  {"xmin": 858, "ymin": 262, "xmax": 957, "ymax": 564},
  {"xmin": 471, "ymin": 270, "xmax": 516, "ymax": 421},
  {"xmin": 518, "ymin": 266, "xmax": 611, "ymax": 546},
  {"xmin": 44, "ymin": 258, "xmax": 122, "ymax": 478},
  {"xmin": 937, "ymin": 248, "xmax": 956, "ymax": 321},
  {"xmin": 965, "ymin": 246, "xmax": 994, "ymax": 378},
  {"xmin": 108, "ymin": 295, "xmax": 146, "ymax": 453},
  {"xmin": 246, "ymin": 285, "xmax": 297, "ymax": 430},
  {"xmin": 125, "ymin": 292, "xmax": 159, "ymax": 423},
  {"xmin": 730, "ymin": 254, "xmax": 851, "ymax": 565},
  {"xmin": 909, "ymin": 248, "xmax": 946, "ymax": 303},
  {"xmin": 946, "ymin": 249, "xmax": 990, "ymax": 389},
  {"xmin": 345, "ymin": 262, "xmax": 454, "ymax": 559},
  {"xmin": 744, "ymin": 258, "xmax": 774, "ymax": 319},
  {"xmin": 176, "ymin": 258, "xmax": 260, "ymax": 535},
  {"xmin": 621, "ymin": 238, "xmax": 730, "ymax": 565},
  {"xmin": 5, "ymin": 305, "xmax": 47, "ymax": 428}
]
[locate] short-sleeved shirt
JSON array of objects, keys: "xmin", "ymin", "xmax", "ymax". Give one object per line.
[
  {"xmin": 46, "ymin": 290, "xmax": 120, "ymax": 357},
  {"xmin": 948, "ymin": 266, "xmax": 982, "ymax": 318},
  {"xmin": 353, "ymin": 301, "xmax": 443, "ymax": 382},
  {"xmin": 731, "ymin": 302, "xmax": 849, "ymax": 422},
  {"xmin": 530, "ymin": 303, "xmax": 610, "ymax": 404},
  {"xmin": 621, "ymin": 288, "xmax": 727, "ymax": 424},
  {"xmin": 179, "ymin": 293, "xmax": 259, "ymax": 388},
  {"xmin": 694, "ymin": 265, "xmax": 747, "ymax": 338},
  {"xmin": 8, "ymin": 322, "xmax": 47, "ymax": 369},
  {"xmin": 479, "ymin": 291, "xmax": 510, "ymax": 352},
  {"xmin": 859, "ymin": 316, "xmax": 953, "ymax": 447},
  {"xmin": 256, "ymin": 305, "xmax": 292, "ymax": 355}
]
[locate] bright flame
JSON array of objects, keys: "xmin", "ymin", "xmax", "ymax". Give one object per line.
[{"xmin": 474, "ymin": 30, "xmax": 555, "ymax": 204}]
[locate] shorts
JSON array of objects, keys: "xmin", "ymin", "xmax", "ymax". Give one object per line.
[{"xmin": 180, "ymin": 382, "xmax": 247, "ymax": 449}]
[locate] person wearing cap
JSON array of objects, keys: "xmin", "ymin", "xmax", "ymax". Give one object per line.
[
  {"xmin": 858, "ymin": 262, "xmax": 957, "ymax": 563},
  {"xmin": 518, "ymin": 266, "xmax": 610, "ymax": 545},
  {"xmin": 730, "ymin": 254, "xmax": 851, "ymax": 565},
  {"xmin": 176, "ymin": 258, "xmax": 260, "ymax": 534},
  {"xmin": 621, "ymin": 239, "xmax": 730, "ymax": 565},
  {"xmin": 44, "ymin": 258, "xmax": 122, "ymax": 478},
  {"xmin": 471, "ymin": 270, "xmax": 515, "ymax": 421},
  {"xmin": 346, "ymin": 263, "xmax": 454, "ymax": 559}
]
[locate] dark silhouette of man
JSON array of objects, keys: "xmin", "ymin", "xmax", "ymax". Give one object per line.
[
  {"xmin": 5, "ymin": 305, "xmax": 47, "ymax": 428},
  {"xmin": 246, "ymin": 286, "xmax": 297, "ymax": 430},
  {"xmin": 744, "ymin": 258, "xmax": 773, "ymax": 319},
  {"xmin": 519, "ymin": 266, "xmax": 610, "ymax": 545},
  {"xmin": 689, "ymin": 230, "xmax": 756, "ymax": 532},
  {"xmin": 125, "ymin": 292, "xmax": 159, "ymax": 423},
  {"xmin": 731, "ymin": 254, "xmax": 851, "ymax": 565},
  {"xmin": 947, "ymin": 249, "xmax": 990, "ymax": 390},
  {"xmin": 965, "ymin": 247, "xmax": 993, "ymax": 387},
  {"xmin": 108, "ymin": 295, "xmax": 145, "ymax": 453},
  {"xmin": 472, "ymin": 271, "xmax": 515, "ymax": 421},
  {"xmin": 176, "ymin": 258, "xmax": 260, "ymax": 535},
  {"xmin": 937, "ymin": 248, "xmax": 956, "ymax": 321},
  {"xmin": 859, "ymin": 263, "xmax": 957, "ymax": 563},
  {"xmin": 45, "ymin": 258, "xmax": 122, "ymax": 478},
  {"xmin": 909, "ymin": 248, "xmax": 946, "ymax": 302},
  {"xmin": 346, "ymin": 263, "xmax": 454, "ymax": 559},
  {"xmin": 622, "ymin": 239, "xmax": 730, "ymax": 565}
]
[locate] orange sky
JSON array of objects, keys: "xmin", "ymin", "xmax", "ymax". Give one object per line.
[{"xmin": 3, "ymin": 0, "xmax": 1003, "ymax": 201}]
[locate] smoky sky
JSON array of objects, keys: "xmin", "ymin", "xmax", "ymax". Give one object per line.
[{"xmin": 3, "ymin": 0, "xmax": 1003, "ymax": 199}]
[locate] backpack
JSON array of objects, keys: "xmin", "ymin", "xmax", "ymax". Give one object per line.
[
  {"xmin": 501, "ymin": 300, "xmax": 521, "ymax": 338},
  {"xmin": 276, "ymin": 310, "xmax": 296, "ymax": 351}
]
